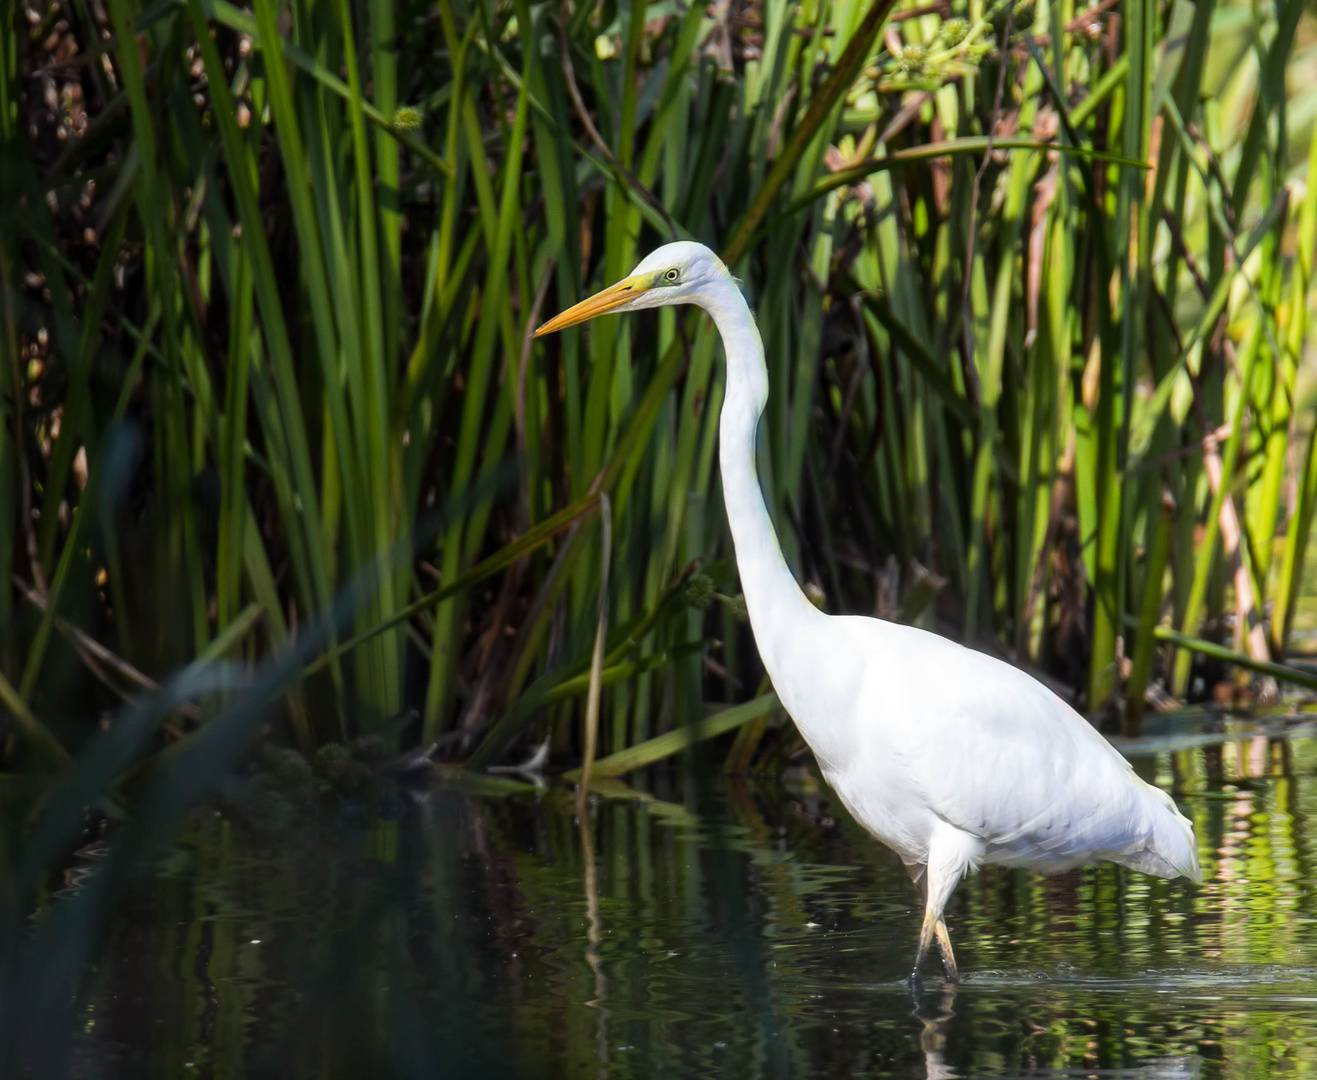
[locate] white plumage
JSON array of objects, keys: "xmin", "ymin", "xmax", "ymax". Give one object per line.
[{"xmin": 535, "ymin": 241, "xmax": 1202, "ymax": 980}]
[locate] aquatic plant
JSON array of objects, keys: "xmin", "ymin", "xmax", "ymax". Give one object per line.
[{"xmin": 2, "ymin": 0, "xmax": 1317, "ymax": 788}]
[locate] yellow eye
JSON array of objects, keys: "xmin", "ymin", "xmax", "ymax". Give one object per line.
[{"xmin": 665, "ymin": 268, "xmax": 679, "ymax": 282}]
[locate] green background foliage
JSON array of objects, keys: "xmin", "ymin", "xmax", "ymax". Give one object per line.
[
  {"xmin": 3, "ymin": 0, "xmax": 1317, "ymax": 772},
  {"xmin": 6, "ymin": 1, "xmax": 1317, "ymax": 1072}
]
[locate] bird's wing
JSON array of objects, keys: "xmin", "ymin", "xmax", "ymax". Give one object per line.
[{"xmin": 843, "ymin": 621, "xmax": 1182, "ymax": 871}]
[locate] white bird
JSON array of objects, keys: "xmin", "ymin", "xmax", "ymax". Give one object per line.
[{"xmin": 534, "ymin": 241, "xmax": 1202, "ymax": 981}]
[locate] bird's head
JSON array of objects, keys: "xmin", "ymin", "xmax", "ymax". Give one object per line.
[{"xmin": 533, "ymin": 242, "xmax": 729, "ymax": 338}]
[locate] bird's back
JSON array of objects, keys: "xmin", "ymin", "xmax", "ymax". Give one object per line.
[{"xmin": 779, "ymin": 615, "xmax": 1200, "ymax": 883}]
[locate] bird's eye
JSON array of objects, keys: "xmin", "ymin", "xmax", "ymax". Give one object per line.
[{"xmin": 665, "ymin": 268, "xmax": 680, "ymax": 282}]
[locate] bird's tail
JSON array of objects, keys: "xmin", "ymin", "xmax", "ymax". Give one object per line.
[{"xmin": 1117, "ymin": 784, "xmax": 1202, "ymax": 882}]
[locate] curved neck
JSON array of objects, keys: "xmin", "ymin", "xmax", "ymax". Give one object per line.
[{"xmin": 695, "ymin": 277, "xmax": 821, "ymax": 674}]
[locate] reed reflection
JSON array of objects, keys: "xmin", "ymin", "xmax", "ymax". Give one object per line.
[{"xmin": 60, "ymin": 731, "xmax": 1317, "ymax": 1077}]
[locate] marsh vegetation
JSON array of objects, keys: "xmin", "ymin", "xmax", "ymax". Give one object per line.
[{"xmin": 4, "ymin": 0, "xmax": 1317, "ymax": 1070}]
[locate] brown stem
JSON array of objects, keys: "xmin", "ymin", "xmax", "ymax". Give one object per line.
[{"xmin": 556, "ymin": 4, "xmax": 678, "ymax": 240}]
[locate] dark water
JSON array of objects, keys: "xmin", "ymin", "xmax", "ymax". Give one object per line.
[{"xmin": 67, "ymin": 724, "xmax": 1317, "ymax": 1078}]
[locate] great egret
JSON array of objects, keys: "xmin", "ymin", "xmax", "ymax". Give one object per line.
[{"xmin": 535, "ymin": 241, "xmax": 1201, "ymax": 981}]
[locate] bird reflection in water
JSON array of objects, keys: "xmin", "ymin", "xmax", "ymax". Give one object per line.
[{"xmin": 913, "ymin": 984, "xmax": 957, "ymax": 1080}]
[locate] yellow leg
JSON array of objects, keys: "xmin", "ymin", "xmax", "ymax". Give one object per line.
[
  {"xmin": 911, "ymin": 828, "xmax": 972, "ymax": 983},
  {"xmin": 913, "ymin": 906, "xmax": 937, "ymax": 976},
  {"xmin": 934, "ymin": 918, "xmax": 958, "ymax": 981}
]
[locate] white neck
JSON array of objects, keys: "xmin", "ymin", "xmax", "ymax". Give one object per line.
[{"xmin": 694, "ymin": 277, "xmax": 825, "ymax": 680}]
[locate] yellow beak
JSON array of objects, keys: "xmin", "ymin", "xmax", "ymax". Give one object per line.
[{"xmin": 533, "ymin": 275, "xmax": 652, "ymax": 338}]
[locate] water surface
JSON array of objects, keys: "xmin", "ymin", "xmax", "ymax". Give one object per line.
[{"xmin": 70, "ymin": 724, "xmax": 1317, "ymax": 1078}]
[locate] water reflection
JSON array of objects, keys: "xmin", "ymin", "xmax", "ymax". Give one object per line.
[
  {"xmin": 916, "ymin": 987, "xmax": 957, "ymax": 1080},
  {"xmin": 65, "ymin": 729, "xmax": 1317, "ymax": 1077}
]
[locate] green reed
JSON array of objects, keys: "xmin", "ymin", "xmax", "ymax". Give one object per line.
[{"xmin": 3, "ymin": 0, "xmax": 1317, "ymax": 782}]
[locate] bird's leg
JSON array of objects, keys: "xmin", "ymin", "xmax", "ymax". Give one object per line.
[
  {"xmin": 934, "ymin": 919, "xmax": 958, "ymax": 982},
  {"xmin": 907, "ymin": 861, "xmax": 932, "ymax": 991},
  {"xmin": 911, "ymin": 828, "xmax": 970, "ymax": 985},
  {"xmin": 911, "ymin": 905, "xmax": 938, "ymax": 985}
]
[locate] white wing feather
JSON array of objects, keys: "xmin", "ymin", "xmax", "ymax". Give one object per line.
[{"xmin": 782, "ymin": 617, "xmax": 1200, "ymax": 882}]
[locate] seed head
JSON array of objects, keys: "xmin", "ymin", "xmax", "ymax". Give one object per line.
[
  {"xmin": 393, "ymin": 106, "xmax": 423, "ymax": 130},
  {"xmin": 686, "ymin": 571, "xmax": 715, "ymax": 610},
  {"xmin": 937, "ymin": 17, "xmax": 970, "ymax": 47}
]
